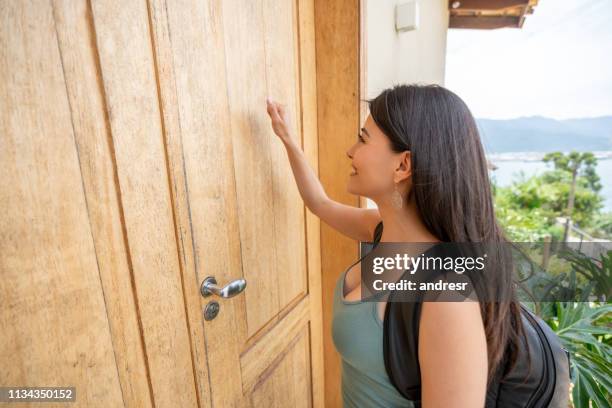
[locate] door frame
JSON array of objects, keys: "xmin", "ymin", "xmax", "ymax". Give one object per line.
[{"xmin": 313, "ymin": 0, "xmax": 367, "ymax": 406}]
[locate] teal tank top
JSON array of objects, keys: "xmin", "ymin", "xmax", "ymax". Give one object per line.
[{"xmin": 332, "ymin": 263, "xmax": 416, "ymax": 408}]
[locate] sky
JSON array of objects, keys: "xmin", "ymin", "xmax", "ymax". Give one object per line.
[{"xmin": 445, "ymin": 0, "xmax": 612, "ymax": 120}]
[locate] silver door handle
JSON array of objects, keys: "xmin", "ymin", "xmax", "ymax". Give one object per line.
[{"xmin": 200, "ymin": 276, "xmax": 247, "ymax": 298}]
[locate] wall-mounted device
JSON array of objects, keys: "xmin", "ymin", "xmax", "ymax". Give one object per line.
[{"xmin": 396, "ymin": 1, "xmax": 419, "ymax": 32}]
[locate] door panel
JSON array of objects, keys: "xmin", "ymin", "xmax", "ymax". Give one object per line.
[
  {"xmin": 151, "ymin": 0, "xmax": 316, "ymax": 405},
  {"xmin": 147, "ymin": 0, "xmax": 248, "ymax": 405},
  {"xmin": 221, "ymin": 0, "xmax": 307, "ymax": 336},
  {"xmin": 1, "ymin": 0, "xmax": 322, "ymax": 406},
  {"xmin": 250, "ymin": 326, "xmax": 312, "ymax": 408},
  {"xmin": 88, "ymin": 0, "xmax": 200, "ymax": 406},
  {"xmin": 53, "ymin": 0, "xmax": 152, "ymax": 405},
  {"xmin": 0, "ymin": 1, "xmax": 124, "ymax": 405}
]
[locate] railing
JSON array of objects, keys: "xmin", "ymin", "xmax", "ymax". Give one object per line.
[{"xmin": 555, "ymin": 217, "xmax": 611, "ymax": 259}]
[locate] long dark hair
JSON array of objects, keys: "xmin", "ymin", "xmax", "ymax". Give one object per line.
[{"xmin": 365, "ymin": 83, "xmax": 525, "ymax": 385}]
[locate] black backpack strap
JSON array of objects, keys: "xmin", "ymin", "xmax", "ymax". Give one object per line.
[
  {"xmin": 373, "ymin": 220, "xmax": 383, "ymax": 246},
  {"xmin": 383, "ymin": 243, "xmax": 449, "ymax": 406}
]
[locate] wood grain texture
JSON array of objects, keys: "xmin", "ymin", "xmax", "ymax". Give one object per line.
[
  {"xmin": 262, "ymin": 0, "xmax": 308, "ymax": 319},
  {"xmin": 250, "ymin": 326, "xmax": 312, "ymax": 408},
  {"xmin": 52, "ymin": 0, "xmax": 153, "ymax": 405},
  {"xmin": 147, "ymin": 0, "xmax": 245, "ymax": 405},
  {"xmin": 89, "ymin": 0, "xmax": 199, "ymax": 405},
  {"xmin": 297, "ymin": 0, "xmax": 326, "ymax": 406},
  {"xmin": 240, "ymin": 296, "xmax": 310, "ymax": 394},
  {"xmin": 2, "ymin": 0, "xmax": 324, "ymax": 405},
  {"xmin": 222, "ymin": 0, "xmax": 283, "ymax": 338},
  {"xmin": 313, "ymin": 0, "xmax": 363, "ymax": 406},
  {"xmin": 0, "ymin": 0, "xmax": 123, "ymax": 405},
  {"xmin": 148, "ymin": 0, "xmax": 320, "ymax": 406}
]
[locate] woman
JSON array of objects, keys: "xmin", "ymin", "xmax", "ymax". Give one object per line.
[{"xmin": 266, "ymin": 84, "xmax": 524, "ymax": 407}]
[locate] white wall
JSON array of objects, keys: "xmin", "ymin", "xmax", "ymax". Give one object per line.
[
  {"xmin": 365, "ymin": 0, "xmax": 449, "ymax": 208},
  {"xmin": 366, "ymin": 0, "xmax": 449, "ymax": 98}
]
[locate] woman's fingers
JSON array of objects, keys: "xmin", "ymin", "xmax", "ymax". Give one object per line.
[
  {"xmin": 277, "ymin": 103, "xmax": 287, "ymax": 120},
  {"xmin": 266, "ymin": 99, "xmax": 282, "ymax": 121},
  {"xmin": 267, "ymin": 99, "xmax": 287, "ymax": 126},
  {"xmin": 268, "ymin": 100, "xmax": 285, "ymax": 119},
  {"xmin": 266, "ymin": 98, "xmax": 291, "ymax": 141}
]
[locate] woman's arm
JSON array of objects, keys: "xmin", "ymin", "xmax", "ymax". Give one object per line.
[
  {"xmin": 266, "ymin": 98, "xmax": 380, "ymax": 242},
  {"xmin": 419, "ymin": 300, "xmax": 488, "ymax": 407}
]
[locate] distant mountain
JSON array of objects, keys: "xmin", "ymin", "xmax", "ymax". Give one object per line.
[{"xmin": 476, "ymin": 115, "xmax": 612, "ymax": 154}]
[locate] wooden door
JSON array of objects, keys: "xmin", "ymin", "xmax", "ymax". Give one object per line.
[
  {"xmin": 146, "ymin": 0, "xmax": 324, "ymax": 406},
  {"xmin": 1, "ymin": 0, "xmax": 324, "ymax": 407}
]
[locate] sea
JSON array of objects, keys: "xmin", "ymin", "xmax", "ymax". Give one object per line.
[{"xmin": 487, "ymin": 151, "xmax": 612, "ymax": 212}]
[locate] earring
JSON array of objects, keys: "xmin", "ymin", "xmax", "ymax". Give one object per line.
[{"xmin": 391, "ymin": 183, "xmax": 403, "ymax": 209}]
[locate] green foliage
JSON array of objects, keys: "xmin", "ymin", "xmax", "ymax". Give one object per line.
[
  {"xmin": 555, "ymin": 301, "xmax": 611, "ymax": 408},
  {"xmin": 493, "ymin": 175, "xmax": 564, "ymax": 241},
  {"xmin": 520, "ymin": 248, "xmax": 612, "ymax": 407},
  {"xmin": 588, "ymin": 212, "xmax": 612, "ymax": 239},
  {"xmin": 559, "ymin": 249, "xmax": 612, "ymax": 301},
  {"xmin": 491, "ymin": 152, "xmax": 611, "ymax": 406},
  {"xmin": 492, "ymin": 154, "xmax": 606, "ymax": 239},
  {"xmin": 543, "ymin": 151, "xmax": 602, "ymax": 192},
  {"xmin": 540, "ymin": 172, "xmax": 604, "ymax": 226}
]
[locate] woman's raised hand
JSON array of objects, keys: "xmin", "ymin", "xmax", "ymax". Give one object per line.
[{"xmin": 266, "ymin": 97, "xmax": 293, "ymax": 144}]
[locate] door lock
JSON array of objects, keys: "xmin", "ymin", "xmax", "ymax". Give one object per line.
[{"xmin": 203, "ymin": 301, "xmax": 220, "ymax": 321}]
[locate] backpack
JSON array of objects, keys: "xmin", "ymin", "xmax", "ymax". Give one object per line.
[{"xmin": 368, "ymin": 221, "xmax": 572, "ymax": 407}]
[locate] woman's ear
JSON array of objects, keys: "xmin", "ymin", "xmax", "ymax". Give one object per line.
[{"xmin": 396, "ymin": 151, "xmax": 412, "ymax": 181}]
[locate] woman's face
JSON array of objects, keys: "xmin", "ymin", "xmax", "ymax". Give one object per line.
[{"xmin": 346, "ymin": 114, "xmax": 411, "ymax": 200}]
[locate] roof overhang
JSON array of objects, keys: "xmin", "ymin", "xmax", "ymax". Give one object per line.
[{"xmin": 448, "ymin": 0, "xmax": 539, "ymax": 29}]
